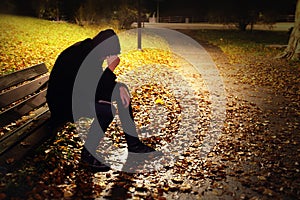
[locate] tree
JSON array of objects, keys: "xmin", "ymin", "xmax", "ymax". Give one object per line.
[
  {"xmin": 32, "ymin": 0, "xmax": 59, "ymax": 20},
  {"xmin": 74, "ymin": 0, "xmax": 99, "ymax": 25},
  {"xmin": 202, "ymin": 0, "xmax": 262, "ymax": 31},
  {"xmin": 114, "ymin": 4, "xmax": 138, "ymax": 29},
  {"xmin": 0, "ymin": 0, "xmax": 16, "ymax": 14},
  {"xmin": 278, "ymin": 0, "xmax": 300, "ymax": 61},
  {"xmin": 204, "ymin": 0, "xmax": 295, "ymax": 31}
]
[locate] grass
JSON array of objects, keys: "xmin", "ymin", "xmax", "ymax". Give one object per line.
[
  {"xmin": 196, "ymin": 29, "xmax": 289, "ymax": 44},
  {"xmin": 193, "ymin": 29, "xmax": 290, "ymax": 49},
  {"xmin": 191, "ymin": 29, "xmax": 292, "ymax": 65},
  {"xmin": 0, "ymin": 14, "xmax": 170, "ymax": 75},
  {"xmin": 1, "ymin": 14, "xmax": 298, "ymax": 91},
  {"xmin": 1, "ymin": 14, "xmax": 297, "ymax": 76},
  {"xmin": 0, "ymin": 15, "xmax": 102, "ymax": 75}
]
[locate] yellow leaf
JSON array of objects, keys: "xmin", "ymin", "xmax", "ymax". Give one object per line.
[{"xmin": 155, "ymin": 98, "xmax": 164, "ymax": 105}]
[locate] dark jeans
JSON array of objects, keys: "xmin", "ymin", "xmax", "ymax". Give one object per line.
[{"xmin": 84, "ymin": 84, "xmax": 139, "ymax": 154}]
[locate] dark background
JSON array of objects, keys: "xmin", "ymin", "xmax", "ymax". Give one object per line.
[{"xmin": 0, "ymin": 0, "xmax": 297, "ymax": 30}]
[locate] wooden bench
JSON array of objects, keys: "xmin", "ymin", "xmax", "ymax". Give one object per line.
[{"xmin": 0, "ymin": 63, "xmax": 54, "ymax": 173}]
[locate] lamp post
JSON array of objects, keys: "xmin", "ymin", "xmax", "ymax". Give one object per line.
[{"xmin": 137, "ymin": 0, "xmax": 142, "ymax": 50}]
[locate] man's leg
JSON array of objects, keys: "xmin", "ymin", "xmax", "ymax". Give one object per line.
[
  {"xmin": 81, "ymin": 103, "xmax": 116, "ymax": 171},
  {"xmin": 114, "ymin": 83, "xmax": 155, "ymax": 153}
]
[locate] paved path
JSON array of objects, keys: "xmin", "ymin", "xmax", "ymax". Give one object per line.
[
  {"xmin": 142, "ymin": 28, "xmax": 227, "ymax": 157},
  {"xmin": 96, "ymin": 28, "xmax": 261, "ymax": 199},
  {"xmin": 70, "ymin": 27, "xmax": 298, "ymax": 199}
]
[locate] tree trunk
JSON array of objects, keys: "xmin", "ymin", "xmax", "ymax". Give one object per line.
[{"xmin": 277, "ymin": 0, "xmax": 300, "ymax": 61}]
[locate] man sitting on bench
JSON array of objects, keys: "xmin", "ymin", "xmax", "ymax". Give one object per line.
[{"xmin": 46, "ymin": 29, "xmax": 156, "ymax": 172}]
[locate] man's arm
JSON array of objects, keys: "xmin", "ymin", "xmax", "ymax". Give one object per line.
[
  {"xmin": 106, "ymin": 55, "xmax": 130, "ymax": 108},
  {"xmin": 95, "ymin": 55, "xmax": 130, "ymax": 108},
  {"xmin": 106, "ymin": 55, "xmax": 120, "ymax": 72}
]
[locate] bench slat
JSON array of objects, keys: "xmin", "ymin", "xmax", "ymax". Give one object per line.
[
  {"xmin": 0, "ymin": 63, "xmax": 48, "ymax": 91},
  {"xmin": 0, "ymin": 75, "xmax": 49, "ymax": 108},
  {"xmin": 0, "ymin": 89, "xmax": 47, "ymax": 127},
  {"xmin": 0, "ymin": 111, "xmax": 52, "ymax": 171},
  {"xmin": 0, "ymin": 106, "xmax": 49, "ymax": 154},
  {"xmin": 0, "ymin": 63, "xmax": 55, "ymax": 173}
]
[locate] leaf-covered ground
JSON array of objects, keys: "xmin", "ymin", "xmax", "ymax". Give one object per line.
[
  {"xmin": 187, "ymin": 30, "xmax": 300, "ymax": 199},
  {"xmin": 1, "ymin": 16, "xmax": 300, "ymax": 199}
]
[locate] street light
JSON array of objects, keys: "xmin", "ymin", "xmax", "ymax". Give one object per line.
[{"xmin": 138, "ymin": 0, "xmax": 142, "ymax": 50}]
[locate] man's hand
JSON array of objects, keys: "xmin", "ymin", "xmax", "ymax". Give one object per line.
[
  {"xmin": 119, "ymin": 86, "xmax": 130, "ymax": 108},
  {"xmin": 106, "ymin": 55, "xmax": 120, "ymax": 72}
]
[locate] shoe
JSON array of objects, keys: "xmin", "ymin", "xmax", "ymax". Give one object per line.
[
  {"xmin": 125, "ymin": 133, "xmax": 156, "ymax": 153},
  {"xmin": 80, "ymin": 147, "xmax": 110, "ymax": 172}
]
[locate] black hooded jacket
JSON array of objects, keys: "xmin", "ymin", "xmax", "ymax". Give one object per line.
[{"xmin": 46, "ymin": 30, "xmax": 120, "ymax": 123}]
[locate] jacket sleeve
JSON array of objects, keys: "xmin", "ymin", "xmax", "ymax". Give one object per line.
[{"xmin": 95, "ymin": 67, "xmax": 117, "ymax": 102}]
